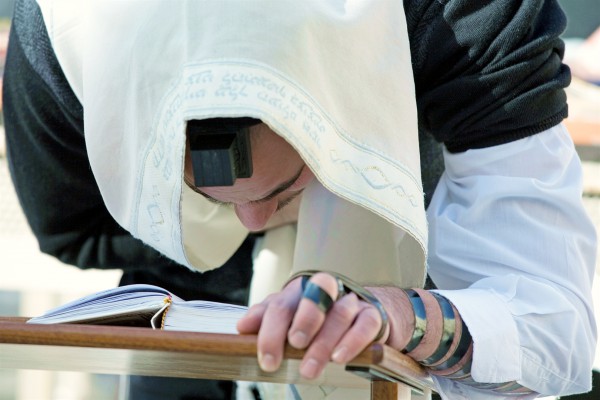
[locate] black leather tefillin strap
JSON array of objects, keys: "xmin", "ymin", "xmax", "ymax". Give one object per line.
[{"xmin": 286, "ymin": 270, "xmax": 389, "ymax": 342}]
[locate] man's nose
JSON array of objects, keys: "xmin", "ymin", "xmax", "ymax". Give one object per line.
[{"xmin": 234, "ymin": 200, "xmax": 278, "ymax": 231}]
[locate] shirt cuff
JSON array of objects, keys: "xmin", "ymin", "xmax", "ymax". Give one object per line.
[{"xmin": 433, "ymin": 287, "xmax": 521, "ymax": 383}]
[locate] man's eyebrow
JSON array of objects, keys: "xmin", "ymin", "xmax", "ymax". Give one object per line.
[
  {"xmin": 183, "ymin": 165, "xmax": 305, "ymax": 206},
  {"xmin": 251, "ymin": 165, "xmax": 305, "ymax": 204}
]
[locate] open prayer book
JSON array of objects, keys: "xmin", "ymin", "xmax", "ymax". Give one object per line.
[{"xmin": 27, "ymin": 284, "xmax": 247, "ymax": 333}]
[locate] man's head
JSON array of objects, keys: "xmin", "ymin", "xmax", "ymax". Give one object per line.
[{"xmin": 185, "ymin": 122, "xmax": 315, "ymax": 231}]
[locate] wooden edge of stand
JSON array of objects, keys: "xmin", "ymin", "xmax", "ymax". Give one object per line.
[
  {"xmin": 0, "ymin": 317, "xmax": 435, "ymax": 393},
  {"xmin": 346, "ymin": 343, "xmax": 435, "ymax": 394},
  {"xmin": 0, "ymin": 317, "xmax": 259, "ymax": 355}
]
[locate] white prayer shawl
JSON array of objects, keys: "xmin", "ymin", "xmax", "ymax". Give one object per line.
[
  {"xmin": 39, "ymin": 1, "xmax": 429, "ymax": 398},
  {"xmin": 38, "ymin": 0, "xmax": 427, "ymax": 290}
]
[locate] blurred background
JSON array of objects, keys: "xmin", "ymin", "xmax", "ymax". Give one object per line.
[{"xmin": 0, "ymin": 0, "xmax": 599, "ymax": 399}]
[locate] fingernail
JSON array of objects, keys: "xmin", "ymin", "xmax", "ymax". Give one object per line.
[
  {"xmin": 332, "ymin": 346, "xmax": 348, "ymax": 363},
  {"xmin": 301, "ymin": 358, "xmax": 321, "ymax": 379},
  {"xmin": 289, "ymin": 331, "xmax": 308, "ymax": 348},
  {"xmin": 258, "ymin": 352, "xmax": 277, "ymax": 372}
]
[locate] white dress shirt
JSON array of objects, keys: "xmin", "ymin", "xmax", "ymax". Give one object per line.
[{"xmin": 428, "ymin": 124, "xmax": 597, "ymax": 398}]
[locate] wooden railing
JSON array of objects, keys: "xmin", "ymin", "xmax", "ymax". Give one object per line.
[{"xmin": 0, "ymin": 317, "xmax": 436, "ymax": 400}]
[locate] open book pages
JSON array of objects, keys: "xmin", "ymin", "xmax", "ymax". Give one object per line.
[{"xmin": 27, "ymin": 284, "xmax": 248, "ymax": 334}]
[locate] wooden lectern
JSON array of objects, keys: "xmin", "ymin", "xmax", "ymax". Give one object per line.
[{"xmin": 0, "ymin": 317, "xmax": 436, "ymax": 399}]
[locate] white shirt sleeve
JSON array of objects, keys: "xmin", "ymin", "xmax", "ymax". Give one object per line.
[{"xmin": 426, "ymin": 124, "xmax": 597, "ymax": 398}]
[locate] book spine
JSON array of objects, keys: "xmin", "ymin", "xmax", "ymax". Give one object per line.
[{"xmin": 150, "ymin": 296, "xmax": 172, "ymax": 329}]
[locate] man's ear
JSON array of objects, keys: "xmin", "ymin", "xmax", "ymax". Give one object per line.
[{"xmin": 186, "ymin": 117, "xmax": 260, "ymax": 187}]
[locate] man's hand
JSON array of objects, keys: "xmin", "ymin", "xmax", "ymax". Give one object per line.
[{"xmin": 237, "ymin": 272, "xmax": 390, "ymax": 379}]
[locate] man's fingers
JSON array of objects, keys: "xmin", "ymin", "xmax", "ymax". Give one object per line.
[
  {"xmin": 288, "ymin": 273, "xmax": 342, "ymax": 349},
  {"xmin": 256, "ymin": 280, "xmax": 302, "ymax": 372},
  {"xmin": 297, "ymin": 293, "xmax": 361, "ymax": 379},
  {"xmin": 250, "ymin": 272, "xmax": 385, "ymax": 380},
  {"xmin": 331, "ymin": 305, "xmax": 382, "ymax": 364},
  {"xmin": 236, "ymin": 302, "xmax": 268, "ymax": 333}
]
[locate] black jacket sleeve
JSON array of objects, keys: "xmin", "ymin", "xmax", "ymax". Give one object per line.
[
  {"xmin": 405, "ymin": 0, "xmax": 570, "ymax": 152},
  {"xmin": 3, "ymin": 0, "xmax": 182, "ymax": 271},
  {"xmin": 3, "ymin": 0, "xmax": 255, "ymax": 308}
]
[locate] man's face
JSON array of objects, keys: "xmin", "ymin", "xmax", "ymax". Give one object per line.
[{"xmin": 185, "ymin": 123, "xmax": 314, "ymax": 231}]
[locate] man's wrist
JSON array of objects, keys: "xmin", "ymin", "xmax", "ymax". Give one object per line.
[{"xmin": 365, "ymin": 286, "xmax": 415, "ymax": 349}]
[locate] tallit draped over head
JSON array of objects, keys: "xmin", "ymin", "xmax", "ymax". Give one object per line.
[{"xmin": 45, "ymin": 0, "xmax": 428, "ymax": 287}]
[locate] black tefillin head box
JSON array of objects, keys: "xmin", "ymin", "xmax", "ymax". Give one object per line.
[{"xmin": 187, "ymin": 117, "xmax": 260, "ymax": 187}]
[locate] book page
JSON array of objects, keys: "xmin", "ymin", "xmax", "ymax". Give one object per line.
[
  {"xmin": 164, "ymin": 300, "xmax": 248, "ymax": 334},
  {"xmin": 28, "ymin": 284, "xmax": 176, "ymax": 326}
]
